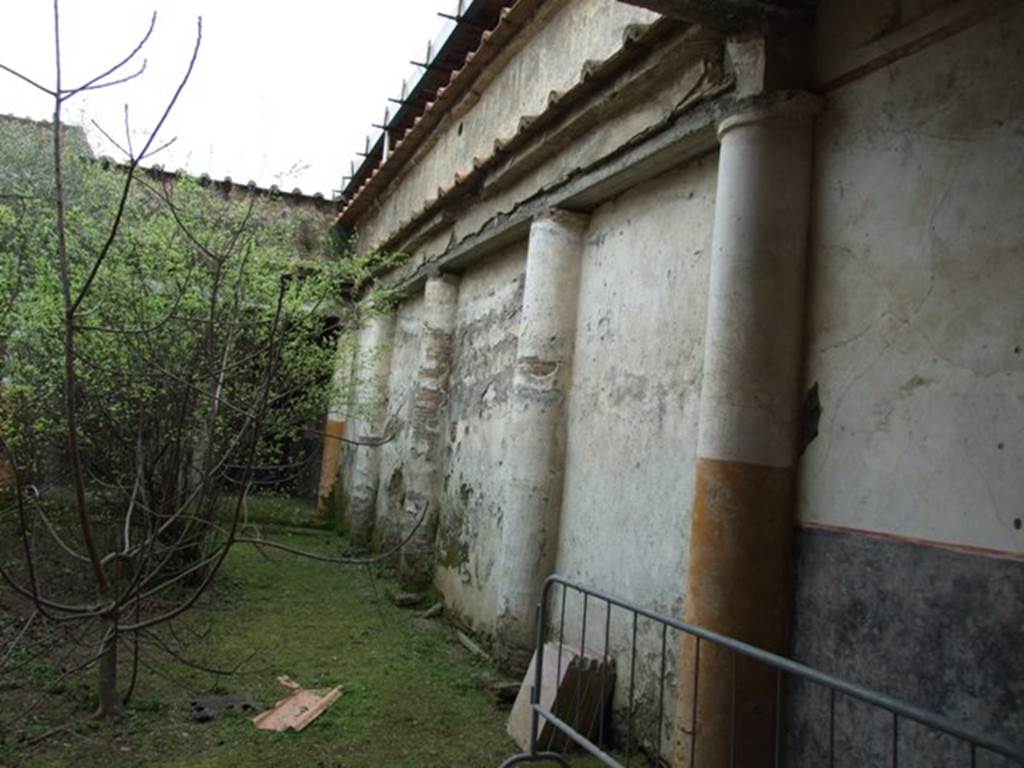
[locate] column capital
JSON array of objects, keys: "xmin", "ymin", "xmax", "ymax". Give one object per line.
[
  {"xmin": 533, "ymin": 208, "xmax": 590, "ymax": 232},
  {"xmin": 717, "ymin": 90, "xmax": 823, "ymax": 139},
  {"xmin": 424, "ymin": 268, "xmax": 461, "ymax": 287}
]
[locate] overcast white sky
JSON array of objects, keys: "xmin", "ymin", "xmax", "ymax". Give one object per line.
[{"xmin": 0, "ymin": 1, "xmax": 450, "ymax": 196}]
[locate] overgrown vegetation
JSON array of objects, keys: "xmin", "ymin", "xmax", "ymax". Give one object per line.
[
  {"xmin": 0, "ymin": 2, "xmax": 401, "ymax": 724},
  {"xmin": 1, "ymin": 499, "xmax": 610, "ymax": 767},
  {"xmin": 0, "ymin": 500, "xmax": 501, "ymax": 766},
  {"xmin": 0, "ymin": 7, "xmax": 602, "ymax": 767}
]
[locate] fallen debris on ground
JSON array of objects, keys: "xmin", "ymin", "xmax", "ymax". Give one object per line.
[
  {"xmin": 478, "ymin": 672, "xmax": 521, "ymax": 706},
  {"xmin": 392, "ymin": 591, "xmax": 425, "ymax": 608},
  {"xmin": 421, "ymin": 602, "xmax": 444, "ymax": 619},
  {"xmin": 456, "ymin": 629, "xmax": 490, "ymax": 661},
  {"xmin": 507, "ymin": 643, "xmax": 616, "ymax": 752},
  {"xmin": 252, "ymin": 675, "xmax": 343, "ymax": 733}
]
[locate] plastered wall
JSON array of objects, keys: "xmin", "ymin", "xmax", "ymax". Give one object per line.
[
  {"xmin": 800, "ymin": 1, "xmax": 1024, "ymax": 555},
  {"xmin": 434, "ymin": 244, "xmax": 527, "ymax": 633},
  {"xmin": 373, "ymin": 294, "xmax": 424, "ymax": 555},
  {"xmin": 355, "ymin": 0, "xmax": 659, "ymax": 252},
  {"xmin": 558, "ymin": 154, "xmax": 716, "ymax": 612},
  {"xmin": 789, "ymin": 3, "xmax": 1024, "ymax": 758},
  {"xmin": 339, "ymin": 0, "xmax": 1023, "ymax": 755},
  {"xmin": 552, "ymin": 154, "xmax": 717, "ymax": 748}
]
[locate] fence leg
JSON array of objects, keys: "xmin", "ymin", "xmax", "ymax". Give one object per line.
[{"xmin": 498, "ymin": 752, "xmax": 572, "ymax": 768}]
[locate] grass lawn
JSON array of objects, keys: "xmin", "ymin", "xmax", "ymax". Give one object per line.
[{"xmin": 0, "ymin": 497, "xmax": 607, "ymax": 768}]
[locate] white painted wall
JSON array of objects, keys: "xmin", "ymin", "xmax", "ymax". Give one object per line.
[
  {"xmin": 557, "ymin": 154, "xmax": 716, "ymax": 609},
  {"xmin": 799, "ymin": 2, "xmax": 1024, "ymax": 555},
  {"xmin": 434, "ymin": 244, "xmax": 527, "ymax": 633},
  {"xmin": 548, "ymin": 156, "xmax": 716, "ymax": 745},
  {"xmin": 373, "ymin": 293, "xmax": 424, "ymax": 553}
]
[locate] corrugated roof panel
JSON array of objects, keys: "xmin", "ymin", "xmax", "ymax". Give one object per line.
[{"xmin": 337, "ymin": 0, "xmax": 516, "ymax": 204}]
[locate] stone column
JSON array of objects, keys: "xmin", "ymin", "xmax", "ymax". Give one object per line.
[
  {"xmin": 676, "ymin": 92, "xmax": 821, "ymax": 766},
  {"xmin": 317, "ymin": 336, "xmax": 356, "ymax": 518},
  {"xmin": 495, "ymin": 210, "xmax": 588, "ymax": 671},
  {"xmin": 347, "ymin": 313, "xmax": 397, "ymax": 548},
  {"xmin": 316, "ymin": 419, "xmax": 347, "ymax": 512},
  {"xmin": 399, "ymin": 273, "xmax": 460, "ymax": 593}
]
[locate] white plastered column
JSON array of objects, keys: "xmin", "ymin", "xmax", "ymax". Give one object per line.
[
  {"xmin": 346, "ymin": 312, "xmax": 396, "ymax": 548},
  {"xmin": 494, "ymin": 210, "xmax": 588, "ymax": 670},
  {"xmin": 399, "ymin": 273, "xmax": 460, "ymax": 592},
  {"xmin": 675, "ymin": 91, "xmax": 822, "ymax": 767},
  {"xmin": 697, "ymin": 92, "xmax": 823, "ymax": 468}
]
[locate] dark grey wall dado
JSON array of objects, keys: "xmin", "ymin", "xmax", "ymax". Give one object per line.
[{"xmin": 784, "ymin": 527, "xmax": 1023, "ymax": 767}]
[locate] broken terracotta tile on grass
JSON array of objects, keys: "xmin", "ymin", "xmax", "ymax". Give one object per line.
[{"xmin": 251, "ymin": 675, "xmax": 343, "ymax": 733}]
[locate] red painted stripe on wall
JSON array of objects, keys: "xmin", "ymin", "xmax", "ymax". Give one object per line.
[
  {"xmin": 820, "ymin": 2, "xmax": 1006, "ymax": 92},
  {"xmin": 799, "ymin": 521, "xmax": 1024, "ymax": 563}
]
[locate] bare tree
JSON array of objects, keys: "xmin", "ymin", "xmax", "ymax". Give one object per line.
[
  {"xmin": 0, "ymin": 2, "xmax": 424, "ymax": 726},
  {"xmin": 0, "ymin": 1, "xmax": 206, "ymax": 720}
]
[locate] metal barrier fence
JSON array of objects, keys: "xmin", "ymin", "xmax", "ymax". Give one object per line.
[{"xmin": 499, "ymin": 574, "xmax": 1024, "ymax": 768}]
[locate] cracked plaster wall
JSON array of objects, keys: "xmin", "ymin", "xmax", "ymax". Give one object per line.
[
  {"xmin": 434, "ymin": 243, "xmax": 527, "ymax": 633},
  {"xmin": 373, "ymin": 294, "xmax": 424, "ymax": 557},
  {"xmin": 791, "ymin": 3, "xmax": 1024, "ymax": 757},
  {"xmin": 800, "ymin": 1, "xmax": 1024, "ymax": 555},
  {"xmin": 554, "ymin": 154, "xmax": 717, "ymax": 749}
]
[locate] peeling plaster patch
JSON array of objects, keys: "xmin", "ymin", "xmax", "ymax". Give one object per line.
[
  {"xmin": 799, "ymin": 382, "xmax": 822, "ymax": 456},
  {"xmin": 447, "ymin": 258, "xmax": 524, "ymax": 422},
  {"xmin": 436, "ymin": 493, "xmax": 472, "ymax": 575},
  {"xmin": 517, "ymin": 356, "xmax": 559, "ymax": 379}
]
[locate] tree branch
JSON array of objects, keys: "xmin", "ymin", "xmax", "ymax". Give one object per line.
[
  {"xmin": 0, "ymin": 62, "xmax": 57, "ymax": 97},
  {"xmin": 69, "ymin": 16, "xmax": 202, "ymax": 316},
  {"xmin": 60, "ymin": 11, "xmax": 156, "ymax": 97}
]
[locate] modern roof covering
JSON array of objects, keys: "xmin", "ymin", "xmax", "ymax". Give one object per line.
[
  {"xmin": 335, "ymin": 0, "xmax": 522, "ymax": 213},
  {"xmin": 335, "ymin": 1, "xmax": 703, "ymax": 240}
]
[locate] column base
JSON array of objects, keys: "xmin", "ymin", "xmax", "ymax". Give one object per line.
[{"xmin": 674, "ymin": 456, "xmax": 795, "ymax": 767}]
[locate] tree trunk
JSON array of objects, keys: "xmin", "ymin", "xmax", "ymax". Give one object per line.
[{"xmin": 95, "ymin": 616, "xmax": 123, "ymax": 719}]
